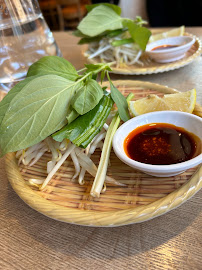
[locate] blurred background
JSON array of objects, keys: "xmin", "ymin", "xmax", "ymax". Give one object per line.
[{"xmin": 39, "ymin": 0, "xmax": 202, "ymax": 31}]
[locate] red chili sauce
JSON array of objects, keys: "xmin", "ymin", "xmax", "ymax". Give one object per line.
[
  {"xmin": 152, "ymin": 44, "xmax": 179, "ymax": 51},
  {"xmin": 124, "ymin": 123, "xmax": 201, "ymax": 165}
]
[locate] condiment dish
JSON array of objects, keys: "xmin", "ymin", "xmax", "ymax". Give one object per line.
[
  {"xmin": 113, "ymin": 111, "xmax": 202, "ymax": 177},
  {"xmin": 146, "ymin": 36, "xmax": 195, "ymax": 63}
]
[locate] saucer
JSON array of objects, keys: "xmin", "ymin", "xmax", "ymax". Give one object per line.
[{"xmin": 146, "ymin": 36, "xmax": 195, "ymax": 63}]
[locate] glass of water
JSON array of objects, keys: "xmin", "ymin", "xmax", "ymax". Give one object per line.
[{"xmin": 0, "ymin": 0, "xmax": 62, "ymax": 91}]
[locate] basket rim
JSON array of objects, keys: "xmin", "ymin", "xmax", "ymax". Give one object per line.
[
  {"xmin": 84, "ymin": 33, "xmax": 202, "ymax": 75},
  {"xmin": 4, "ymin": 80, "xmax": 202, "ymax": 227}
]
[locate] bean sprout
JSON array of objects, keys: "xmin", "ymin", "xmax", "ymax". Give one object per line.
[
  {"xmin": 16, "ymin": 113, "xmax": 124, "ymax": 191},
  {"xmin": 70, "ymin": 149, "xmax": 80, "ymax": 179},
  {"xmin": 85, "ymin": 36, "xmax": 143, "ymax": 68}
]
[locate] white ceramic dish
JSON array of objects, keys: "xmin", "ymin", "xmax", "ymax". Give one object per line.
[
  {"xmin": 113, "ymin": 111, "xmax": 202, "ymax": 177},
  {"xmin": 146, "ymin": 36, "xmax": 195, "ymax": 63}
]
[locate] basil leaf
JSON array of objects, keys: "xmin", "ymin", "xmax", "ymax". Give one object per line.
[
  {"xmin": 66, "ymin": 107, "xmax": 79, "ymax": 124},
  {"xmin": 85, "ymin": 63, "xmax": 104, "ymax": 71},
  {"xmin": 0, "ymin": 76, "xmax": 38, "ymax": 127},
  {"xmin": 27, "ymin": 56, "xmax": 78, "ymax": 81},
  {"xmin": 0, "ymin": 75, "xmax": 82, "ymax": 155},
  {"xmin": 100, "ymin": 70, "xmax": 105, "ymax": 84},
  {"xmin": 84, "ymin": 63, "xmax": 112, "ymax": 74},
  {"xmin": 78, "ymin": 5, "xmax": 123, "ymax": 37},
  {"xmin": 132, "ymin": 26, "xmax": 151, "ymax": 51},
  {"xmin": 78, "ymin": 36, "xmax": 103, "ymax": 45},
  {"xmin": 75, "ymin": 28, "xmax": 125, "ymax": 44},
  {"xmin": 110, "ymin": 82, "xmax": 130, "ymax": 122},
  {"xmin": 71, "ymin": 79, "xmax": 103, "ymax": 115},
  {"xmin": 123, "ymin": 20, "xmax": 151, "ymax": 51},
  {"xmin": 106, "ymin": 28, "xmax": 127, "ymax": 38},
  {"xmin": 72, "ymin": 29, "xmax": 88, "ymax": 38},
  {"xmin": 86, "ymin": 3, "xmax": 121, "ymax": 15}
]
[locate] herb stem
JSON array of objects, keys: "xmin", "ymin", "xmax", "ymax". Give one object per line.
[
  {"xmin": 90, "ymin": 93, "xmax": 134, "ymax": 197},
  {"xmin": 77, "ymin": 67, "xmax": 87, "ymax": 73},
  {"xmin": 76, "ymin": 62, "xmax": 115, "ymax": 83}
]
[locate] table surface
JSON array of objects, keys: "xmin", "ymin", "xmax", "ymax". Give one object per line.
[{"xmin": 0, "ymin": 28, "xmax": 201, "ymax": 270}]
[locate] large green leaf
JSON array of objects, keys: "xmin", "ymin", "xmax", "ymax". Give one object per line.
[
  {"xmin": 27, "ymin": 56, "xmax": 78, "ymax": 81},
  {"xmin": 124, "ymin": 20, "xmax": 151, "ymax": 51},
  {"xmin": 71, "ymin": 79, "xmax": 103, "ymax": 115},
  {"xmin": 86, "ymin": 3, "xmax": 121, "ymax": 15},
  {"xmin": 77, "ymin": 5, "xmax": 123, "ymax": 37},
  {"xmin": 0, "ymin": 76, "xmax": 38, "ymax": 127},
  {"xmin": 0, "ymin": 75, "xmax": 82, "ymax": 155}
]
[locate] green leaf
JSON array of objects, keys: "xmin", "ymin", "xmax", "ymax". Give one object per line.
[
  {"xmin": 100, "ymin": 70, "xmax": 105, "ymax": 84},
  {"xmin": 110, "ymin": 81, "xmax": 130, "ymax": 122},
  {"xmin": 86, "ymin": 3, "xmax": 122, "ymax": 15},
  {"xmin": 0, "ymin": 75, "xmax": 82, "ymax": 155},
  {"xmin": 71, "ymin": 79, "xmax": 103, "ymax": 115},
  {"xmin": 66, "ymin": 107, "xmax": 79, "ymax": 124},
  {"xmin": 27, "ymin": 56, "xmax": 78, "ymax": 81},
  {"xmin": 78, "ymin": 36, "xmax": 103, "ymax": 45},
  {"xmin": 53, "ymin": 94, "xmax": 114, "ymax": 148},
  {"xmin": 106, "ymin": 28, "xmax": 127, "ymax": 38},
  {"xmin": 77, "ymin": 5, "xmax": 123, "ymax": 37},
  {"xmin": 132, "ymin": 26, "xmax": 151, "ymax": 51},
  {"xmin": 76, "ymin": 28, "xmax": 126, "ymax": 45},
  {"xmin": 84, "ymin": 63, "xmax": 112, "ymax": 74},
  {"xmin": 102, "ymin": 86, "xmax": 108, "ymax": 92},
  {"xmin": 123, "ymin": 20, "xmax": 151, "ymax": 51},
  {"xmin": 134, "ymin": 16, "xmax": 148, "ymax": 26},
  {"xmin": 75, "ymin": 29, "xmax": 125, "ymax": 44},
  {"xmin": 0, "ymin": 76, "xmax": 38, "ymax": 127},
  {"xmin": 72, "ymin": 29, "xmax": 88, "ymax": 38},
  {"xmin": 84, "ymin": 63, "xmax": 104, "ymax": 71}
]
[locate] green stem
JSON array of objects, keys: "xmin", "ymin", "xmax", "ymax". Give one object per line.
[
  {"xmin": 77, "ymin": 67, "xmax": 87, "ymax": 73},
  {"xmin": 76, "ymin": 62, "xmax": 114, "ymax": 83},
  {"xmin": 90, "ymin": 93, "xmax": 134, "ymax": 197}
]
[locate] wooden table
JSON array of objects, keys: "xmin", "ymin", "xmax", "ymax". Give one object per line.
[{"xmin": 0, "ymin": 28, "xmax": 201, "ymax": 270}]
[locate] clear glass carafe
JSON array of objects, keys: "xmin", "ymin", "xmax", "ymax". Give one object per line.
[{"xmin": 0, "ymin": 0, "xmax": 62, "ymax": 91}]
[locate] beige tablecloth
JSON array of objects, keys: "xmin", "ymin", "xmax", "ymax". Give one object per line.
[{"xmin": 0, "ymin": 28, "xmax": 201, "ymax": 270}]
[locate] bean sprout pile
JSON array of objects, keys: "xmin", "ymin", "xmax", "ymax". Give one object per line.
[
  {"xmin": 16, "ymin": 112, "xmax": 123, "ymax": 191},
  {"xmin": 85, "ymin": 36, "xmax": 144, "ymax": 68}
]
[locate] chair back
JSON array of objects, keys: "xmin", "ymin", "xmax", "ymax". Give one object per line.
[{"xmin": 56, "ymin": 0, "xmax": 90, "ymax": 30}]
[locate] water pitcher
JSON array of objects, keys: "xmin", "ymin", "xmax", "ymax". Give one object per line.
[{"xmin": 0, "ymin": 0, "xmax": 62, "ymax": 91}]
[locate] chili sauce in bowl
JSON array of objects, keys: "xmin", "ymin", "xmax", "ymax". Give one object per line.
[
  {"xmin": 112, "ymin": 111, "xmax": 202, "ymax": 177},
  {"xmin": 124, "ymin": 123, "xmax": 201, "ymax": 165},
  {"xmin": 146, "ymin": 36, "xmax": 195, "ymax": 63}
]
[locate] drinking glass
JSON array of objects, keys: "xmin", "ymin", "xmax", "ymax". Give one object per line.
[{"xmin": 0, "ymin": 0, "xmax": 62, "ymax": 91}]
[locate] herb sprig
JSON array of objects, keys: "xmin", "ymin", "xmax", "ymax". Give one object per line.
[
  {"xmin": 74, "ymin": 3, "xmax": 151, "ymax": 51},
  {"xmin": 0, "ymin": 56, "xmax": 130, "ymax": 156}
]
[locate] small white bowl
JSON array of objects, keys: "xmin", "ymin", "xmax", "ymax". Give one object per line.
[
  {"xmin": 113, "ymin": 111, "xmax": 202, "ymax": 177},
  {"xmin": 146, "ymin": 36, "xmax": 195, "ymax": 63}
]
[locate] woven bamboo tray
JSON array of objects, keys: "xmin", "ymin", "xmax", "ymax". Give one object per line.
[
  {"xmin": 2, "ymin": 80, "xmax": 202, "ymax": 227},
  {"xmin": 85, "ymin": 34, "xmax": 202, "ymax": 75}
]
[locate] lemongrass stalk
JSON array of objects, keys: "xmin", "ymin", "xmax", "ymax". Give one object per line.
[
  {"xmin": 90, "ymin": 113, "xmax": 120, "ymax": 197},
  {"xmin": 90, "ymin": 93, "xmax": 134, "ymax": 197}
]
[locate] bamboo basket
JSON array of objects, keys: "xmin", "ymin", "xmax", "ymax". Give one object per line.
[
  {"xmin": 85, "ymin": 34, "xmax": 202, "ymax": 75},
  {"xmin": 2, "ymin": 80, "xmax": 202, "ymax": 227}
]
